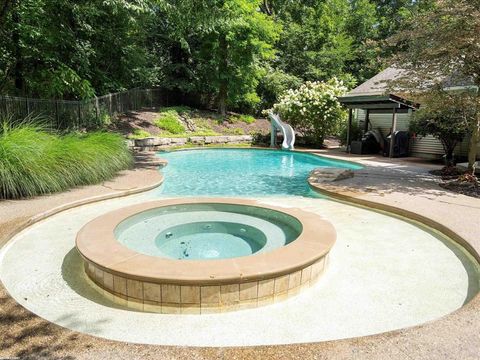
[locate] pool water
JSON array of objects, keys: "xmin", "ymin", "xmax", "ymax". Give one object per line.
[
  {"xmin": 115, "ymin": 203, "xmax": 303, "ymax": 259},
  {"xmin": 155, "ymin": 222, "xmax": 267, "ymax": 259},
  {"xmin": 156, "ymin": 149, "xmax": 361, "ymax": 197},
  {"xmin": 119, "ymin": 149, "xmax": 358, "ymax": 259}
]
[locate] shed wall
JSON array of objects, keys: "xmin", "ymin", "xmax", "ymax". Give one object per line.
[{"xmin": 354, "ymin": 109, "xmax": 478, "ymax": 159}]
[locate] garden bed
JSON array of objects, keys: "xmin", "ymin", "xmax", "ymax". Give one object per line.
[
  {"xmin": 440, "ymin": 180, "xmax": 480, "ymax": 199},
  {"xmin": 111, "ymin": 107, "xmax": 270, "ymax": 139},
  {"xmin": 430, "ymin": 167, "xmax": 480, "ymax": 198}
]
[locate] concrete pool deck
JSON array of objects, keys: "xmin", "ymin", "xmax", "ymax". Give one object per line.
[
  {"xmin": 2, "ymin": 194, "xmax": 476, "ymax": 346},
  {"xmin": 1, "ymin": 148, "xmax": 480, "ymax": 359}
]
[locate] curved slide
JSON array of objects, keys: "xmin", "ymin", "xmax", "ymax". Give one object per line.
[{"xmin": 269, "ymin": 113, "xmax": 295, "ymax": 150}]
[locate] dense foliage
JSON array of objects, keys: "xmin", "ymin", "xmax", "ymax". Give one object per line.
[
  {"xmin": 410, "ymin": 90, "xmax": 472, "ymax": 166},
  {"xmin": 0, "ymin": 0, "xmax": 154, "ymax": 99},
  {"xmin": 390, "ymin": 0, "xmax": 480, "ymax": 172},
  {"xmin": 0, "ymin": 121, "xmax": 133, "ymax": 198},
  {"xmin": 0, "ymin": 0, "xmax": 433, "ymax": 114},
  {"xmin": 273, "ymin": 78, "xmax": 347, "ymax": 145}
]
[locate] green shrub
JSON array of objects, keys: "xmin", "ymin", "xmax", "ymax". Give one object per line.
[
  {"xmin": 154, "ymin": 109, "xmax": 185, "ymax": 134},
  {"xmin": 193, "ymin": 130, "xmax": 220, "ymax": 136},
  {"xmin": 191, "ymin": 118, "xmax": 220, "ymax": 136},
  {"xmin": 257, "ymin": 69, "xmax": 303, "ymax": 110},
  {"xmin": 237, "ymin": 115, "xmax": 255, "ymax": 124},
  {"xmin": 227, "ymin": 114, "xmax": 256, "ymax": 124},
  {"xmin": 128, "ymin": 129, "xmax": 152, "ymax": 139},
  {"xmin": 160, "ymin": 106, "xmax": 191, "ymax": 114},
  {"xmin": 225, "ymin": 127, "xmax": 245, "ymax": 135},
  {"xmin": 0, "ymin": 122, "xmax": 133, "ymax": 199},
  {"xmin": 272, "ymin": 78, "xmax": 348, "ymax": 146}
]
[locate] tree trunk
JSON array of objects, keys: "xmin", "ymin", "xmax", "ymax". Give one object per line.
[
  {"xmin": 260, "ymin": 0, "xmax": 272, "ymax": 16},
  {"xmin": 218, "ymin": 85, "xmax": 227, "ymax": 116},
  {"xmin": 467, "ymin": 117, "xmax": 479, "ymax": 174},
  {"xmin": 12, "ymin": 0, "xmax": 23, "ymax": 95},
  {"xmin": 0, "ymin": 0, "xmax": 13, "ymax": 26},
  {"xmin": 467, "ymin": 89, "xmax": 480, "ymax": 174},
  {"xmin": 217, "ymin": 32, "xmax": 228, "ymax": 116},
  {"xmin": 440, "ymin": 138, "xmax": 457, "ymax": 167},
  {"xmin": 445, "ymin": 148, "xmax": 455, "ymax": 167}
]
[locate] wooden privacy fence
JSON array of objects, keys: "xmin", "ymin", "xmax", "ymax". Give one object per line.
[{"xmin": 0, "ymin": 88, "xmax": 168, "ymax": 129}]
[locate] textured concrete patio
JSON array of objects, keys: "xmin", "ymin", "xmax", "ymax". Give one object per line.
[{"xmin": 0, "ymin": 148, "xmax": 479, "ymax": 359}]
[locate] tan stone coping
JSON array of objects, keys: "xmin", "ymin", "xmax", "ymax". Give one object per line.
[
  {"xmin": 76, "ymin": 198, "xmax": 336, "ymax": 285},
  {"xmin": 76, "ymin": 198, "xmax": 335, "ymax": 313}
]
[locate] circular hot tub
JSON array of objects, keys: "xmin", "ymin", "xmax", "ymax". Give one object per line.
[
  {"xmin": 115, "ymin": 203, "xmax": 303, "ymax": 260},
  {"xmin": 76, "ymin": 199, "xmax": 336, "ymax": 314}
]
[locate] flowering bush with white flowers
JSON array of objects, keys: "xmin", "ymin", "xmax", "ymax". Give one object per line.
[{"xmin": 272, "ymin": 78, "xmax": 347, "ymax": 145}]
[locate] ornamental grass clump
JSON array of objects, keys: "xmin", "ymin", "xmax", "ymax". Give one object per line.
[
  {"xmin": 0, "ymin": 121, "xmax": 133, "ymax": 199},
  {"xmin": 272, "ymin": 78, "xmax": 347, "ymax": 146}
]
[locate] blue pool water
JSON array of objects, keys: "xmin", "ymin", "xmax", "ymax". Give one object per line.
[{"xmin": 156, "ymin": 148, "xmax": 361, "ymax": 197}]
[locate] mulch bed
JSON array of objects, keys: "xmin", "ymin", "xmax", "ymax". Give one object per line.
[
  {"xmin": 429, "ymin": 167, "xmax": 463, "ymax": 180},
  {"xmin": 440, "ymin": 180, "xmax": 480, "ymax": 198},
  {"xmin": 430, "ymin": 167, "xmax": 480, "ymax": 198},
  {"xmin": 110, "ymin": 107, "xmax": 271, "ymax": 137}
]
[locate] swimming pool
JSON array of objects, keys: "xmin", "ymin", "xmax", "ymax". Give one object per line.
[{"xmin": 156, "ymin": 149, "xmax": 361, "ymax": 197}]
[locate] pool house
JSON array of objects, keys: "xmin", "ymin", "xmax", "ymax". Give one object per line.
[{"xmin": 340, "ymin": 67, "xmax": 479, "ymax": 160}]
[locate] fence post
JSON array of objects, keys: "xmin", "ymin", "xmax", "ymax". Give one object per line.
[
  {"xmin": 95, "ymin": 97, "xmax": 99, "ymax": 126},
  {"xmin": 77, "ymin": 102, "xmax": 82, "ymax": 129},
  {"xmin": 55, "ymin": 100, "xmax": 59, "ymax": 129},
  {"xmin": 134, "ymin": 88, "xmax": 137, "ymax": 110}
]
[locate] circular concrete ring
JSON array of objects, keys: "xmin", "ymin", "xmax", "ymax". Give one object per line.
[{"xmin": 76, "ymin": 198, "xmax": 336, "ymax": 314}]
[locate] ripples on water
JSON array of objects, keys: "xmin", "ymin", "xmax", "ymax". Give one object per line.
[{"xmin": 155, "ymin": 149, "xmax": 361, "ymax": 197}]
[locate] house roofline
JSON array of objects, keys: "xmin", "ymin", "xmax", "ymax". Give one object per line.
[{"xmin": 338, "ymin": 93, "xmax": 419, "ymax": 110}]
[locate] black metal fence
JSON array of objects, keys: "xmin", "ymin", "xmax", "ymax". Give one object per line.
[{"xmin": 0, "ymin": 88, "xmax": 168, "ymax": 130}]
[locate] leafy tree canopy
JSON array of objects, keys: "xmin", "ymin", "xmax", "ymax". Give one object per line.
[
  {"xmin": 410, "ymin": 89, "xmax": 472, "ymax": 166},
  {"xmin": 390, "ymin": 0, "xmax": 480, "ymax": 172},
  {"xmin": 0, "ymin": 0, "xmax": 436, "ymax": 116}
]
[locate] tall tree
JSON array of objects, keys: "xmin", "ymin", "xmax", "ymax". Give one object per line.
[
  {"xmin": 390, "ymin": 0, "xmax": 480, "ymax": 173},
  {"xmin": 153, "ymin": 0, "xmax": 280, "ymax": 115},
  {"xmin": 272, "ymin": 0, "xmax": 355, "ymax": 84},
  {"xmin": 260, "ymin": 0, "xmax": 384, "ymax": 87},
  {"xmin": 372, "ymin": 0, "xmax": 435, "ymax": 40},
  {"xmin": 0, "ymin": 0, "xmax": 156, "ymax": 99},
  {"xmin": 345, "ymin": 0, "xmax": 380, "ymax": 83}
]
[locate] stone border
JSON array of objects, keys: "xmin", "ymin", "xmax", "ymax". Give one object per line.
[{"xmin": 76, "ymin": 198, "xmax": 336, "ymax": 314}]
